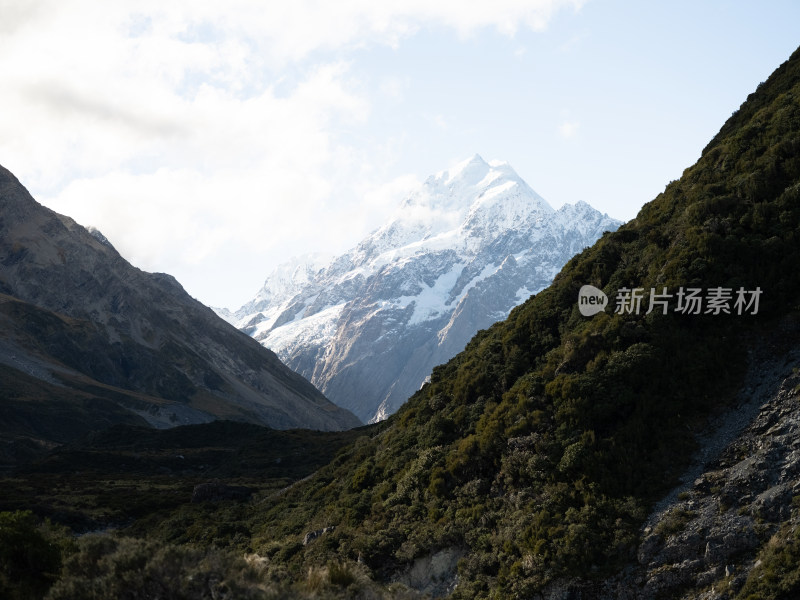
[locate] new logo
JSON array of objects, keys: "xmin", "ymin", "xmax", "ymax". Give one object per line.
[{"xmin": 578, "ymin": 285, "xmax": 608, "ymax": 316}]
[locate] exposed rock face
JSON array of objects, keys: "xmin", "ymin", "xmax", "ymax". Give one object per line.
[
  {"xmin": 0, "ymin": 164, "xmax": 360, "ymax": 458},
  {"xmin": 302, "ymin": 526, "xmax": 336, "ymax": 546},
  {"xmin": 226, "ymin": 155, "xmax": 620, "ymax": 423},
  {"xmin": 628, "ymin": 342, "xmax": 800, "ymax": 599},
  {"xmin": 393, "ymin": 547, "xmax": 464, "ymax": 598},
  {"xmin": 533, "ymin": 325, "xmax": 800, "ymax": 599}
]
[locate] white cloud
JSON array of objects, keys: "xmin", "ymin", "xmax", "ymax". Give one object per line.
[
  {"xmin": 422, "ymin": 113, "xmax": 449, "ymax": 131},
  {"xmin": 379, "ymin": 76, "xmax": 408, "ymax": 101},
  {"xmin": 558, "ymin": 120, "xmax": 580, "ymax": 138},
  {"xmin": 0, "ymin": 0, "xmax": 587, "ymax": 306},
  {"xmin": 359, "ymin": 173, "xmax": 421, "ymax": 222}
]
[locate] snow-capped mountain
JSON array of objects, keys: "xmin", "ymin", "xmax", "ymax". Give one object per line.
[{"xmin": 225, "ymin": 155, "xmax": 622, "ymax": 423}]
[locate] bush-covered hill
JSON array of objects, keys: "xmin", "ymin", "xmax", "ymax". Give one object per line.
[
  {"xmin": 4, "ymin": 44, "xmax": 800, "ymax": 600},
  {"xmin": 242, "ymin": 45, "xmax": 800, "ymax": 597}
]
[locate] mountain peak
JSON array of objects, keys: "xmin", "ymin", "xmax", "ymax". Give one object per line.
[
  {"xmin": 398, "ymin": 155, "xmax": 552, "ymax": 234},
  {"xmin": 233, "ymin": 155, "xmax": 621, "ymax": 422},
  {"xmin": 437, "ymin": 153, "xmax": 490, "ymax": 185},
  {"xmin": 426, "ymin": 153, "xmax": 522, "ymax": 191},
  {"xmin": 256, "ymin": 254, "xmax": 329, "ymax": 305}
]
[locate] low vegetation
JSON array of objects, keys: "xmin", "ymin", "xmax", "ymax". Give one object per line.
[{"xmin": 736, "ymin": 503, "xmax": 800, "ymax": 600}]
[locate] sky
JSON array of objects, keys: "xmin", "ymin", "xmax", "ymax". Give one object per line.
[{"xmin": 0, "ymin": 1, "xmax": 798, "ymax": 309}]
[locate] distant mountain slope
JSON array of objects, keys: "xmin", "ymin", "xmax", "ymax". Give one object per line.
[
  {"xmin": 0, "ymin": 165, "xmax": 360, "ymax": 462},
  {"xmin": 240, "ymin": 46, "xmax": 800, "ymax": 598},
  {"xmin": 228, "ymin": 155, "xmax": 620, "ymax": 422}
]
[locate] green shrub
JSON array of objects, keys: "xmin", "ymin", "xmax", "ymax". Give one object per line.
[
  {"xmin": 46, "ymin": 535, "xmax": 269, "ymax": 600},
  {"xmin": 327, "ymin": 561, "xmax": 356, "ymax": 587},
  {"xmin": 653, "ymin": 508, "xmax": 696, "ymax": 539},
  {"xmin": 736, "ymin": 517, "xmax": 800, "ymax": 600},
  {"xmin": 0, "ymin": 510, "xmax": 62, "ymax": 600}
]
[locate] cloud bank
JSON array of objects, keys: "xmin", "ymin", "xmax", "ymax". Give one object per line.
[{"xmin": 0, "ymin": 0, "xmax": 585, "ymax": 306}]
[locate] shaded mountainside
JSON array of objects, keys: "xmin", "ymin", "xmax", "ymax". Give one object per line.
[
  {"xmin": 232, "ymin": 46, "xmax": 800, "ymax": 598},
  {"xmin": 0, "ymin": 167, "xmax": 359, "ymax": 464},
  {"xmin": 228, "ymin": 155, "xmax": 620, "ymax": 423},
  {"xmin": 0, "ymin": 420, "xmax": 366, "ymax": 537},
  {"xmin": 18, "ymin": 420, "xmax": 367, "ymax": 481}
]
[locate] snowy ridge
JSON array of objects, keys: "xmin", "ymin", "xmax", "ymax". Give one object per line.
[{"xmin": 226, "ymin": 155, "xmax": 621, "ymax": 423}]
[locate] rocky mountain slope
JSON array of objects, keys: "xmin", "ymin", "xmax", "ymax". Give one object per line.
[
  {"xmin": 226, "ymin": 156, "xmax": 620, "ymax": 422},
  {"xmin": 0, "ymin": 165, "xmax": 360, "ymax": 463},
  {"xmin": 631, "ymin": 333, "xmax": 800, "ymax": 599},
  {"xmin": 533, "ymin": 323, "xmax": 800, "ymax": 599}
]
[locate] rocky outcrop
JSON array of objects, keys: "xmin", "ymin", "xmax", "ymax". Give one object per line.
[
  {"xmin": 303, "ymin": 526, "xmax": 336, "ymax": 545},
  {"xmin": 534, "ymin": 326, "xmax": 800, "ymax": 599},
  {"xmin": 393, "ymin": 547, "xmax": 464, "ymax": 598},
  {"xmin": 629, "ymin": 345, "xmax": 800, "ymax": 599}
]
